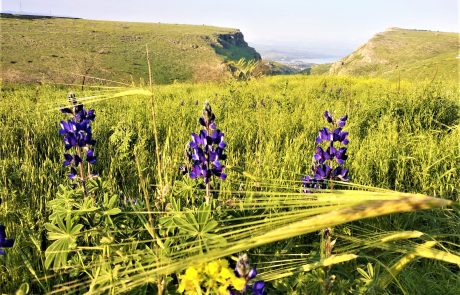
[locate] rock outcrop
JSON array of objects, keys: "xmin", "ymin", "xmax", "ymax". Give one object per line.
[{"xmin": 211, "ymin": 31, "xmax": 261, "ymax": 61}]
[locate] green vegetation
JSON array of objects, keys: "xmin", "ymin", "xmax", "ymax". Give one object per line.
[
  {"xmin": 265, "ymin": 61, "xmax": 300, "ymax": 75},
  {"xmin": 1, "ymin": 75, "xmax": 459, "ymax": 294},
  {"xmin": 311, "ymin": 63, "xmax": 332, "ymax": 75},
  {"xmin": 0, "ymin": 15, "xmax": 259, "ymax": 84},
  {"xmin": 329, "ymin": 28, "xmax": 459, "ymax": 81}
]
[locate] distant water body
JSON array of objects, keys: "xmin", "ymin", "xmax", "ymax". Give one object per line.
[
  {"xmin": 295, "ymin": 57, "xmax": 340, "ymax": 64},
  {"xmin": 279, "ymin": 57, "xmax": 340, "ymax": 65}
]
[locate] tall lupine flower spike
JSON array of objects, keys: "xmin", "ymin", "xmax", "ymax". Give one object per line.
[
  {"xmin": 230, "ymin": 254, "xmax": 267, "ymax": 295},
  {"xmin": 182, "ymin": 101, "xmax": 227, "ymax": 203},
  {"xmin": 302, "ymin": 111, "xmax": 350, "ymax": 192},
  {"xmin": 0, "ymin": 224, "xmax": 14, "ymax": 255},
  {"xmin": 59, "ymin": 93, "xmax": 97, "ymax": 194}
]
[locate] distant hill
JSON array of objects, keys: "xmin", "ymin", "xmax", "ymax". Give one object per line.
[
  {"xmin": 329, "ymin": 28, "xmax": 459, "ymax": 81},
  {"xmin": 311, "ymin": 63, "xmax": 332, "ymax": 75},
  {"xmin": 0, "ymin": 14, "xmax": 260, "ymax": 84}
]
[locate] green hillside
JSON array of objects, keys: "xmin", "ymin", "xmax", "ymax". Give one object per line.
[
  {"xmin": 329, "ymin": 28, "xmax": 459, "ymax": 81},
  {"xmin": 0, "ymin": 14, "xmax": 260, "ymax": 84},
  {"xmin": 311, "ymin": 63, "xmax": 332, "ymax": 75}
]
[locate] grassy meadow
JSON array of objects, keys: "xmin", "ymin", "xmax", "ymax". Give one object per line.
[
  {"xmin": 1, "ymin": 74, "xmax": 459, "ymax": 294},
  {"xmin": 328, "ymin": 28, "xmax": 459, "ymax": 81},
  {"xmin": 0, "ymin": 15, "xmax": 259, "ymax": 85}
]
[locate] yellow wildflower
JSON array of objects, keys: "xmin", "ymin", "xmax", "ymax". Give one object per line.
[
  {"xmin": 206, "ymin": 260, "xmax": 221, "ymax": 277},
  {"xmin": 219, "ymin": 266, "xmax": 234, "ymax": 280},
  {"xmin": 178, "ymin": 266, "xmax": 201, "ymax": 293},
  {"xmin": 231, "ymin": 277, "xmax": 247, "ymax": 292},
  {"xmin": 218, "ymin": 285, "xmax": 230, "ymax": 295}
]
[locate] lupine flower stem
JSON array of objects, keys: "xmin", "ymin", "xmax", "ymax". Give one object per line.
[
  {"xmin": 77, "ymin": 146, "xmax": 87, "ymax": 197},
  {"xmin": 205, "ymin": 123, "xmax": 211, "ymax": 204}
]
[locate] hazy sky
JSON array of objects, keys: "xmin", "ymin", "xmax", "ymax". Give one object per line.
[{"xmin": 2, "ymin": 0, "xmax": 458, "ymax": 55}]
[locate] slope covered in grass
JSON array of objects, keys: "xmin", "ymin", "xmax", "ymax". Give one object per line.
[
  {"xmin": 329, "ymin": 28, "xmax": 459, "ymax": 81},
  {"xmin": 0, "ymin": 14, "xmax": 260, "ymax": 84}
]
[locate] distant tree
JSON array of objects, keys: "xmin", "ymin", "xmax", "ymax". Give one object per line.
[
  {"xmin": 72, "ymin": 51, "xmax": 101, "ymax": 90},
  {"xmin": 61, "ymin": 46, "xmax": 104, "ymax": 90}
]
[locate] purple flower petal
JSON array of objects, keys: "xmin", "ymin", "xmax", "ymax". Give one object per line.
[
  {"xmin": 2, "ymin": 239, "xmax": 14, "ymax": 248},
  {"xmin": 63, "ymin": 154, "xmax": 73, "ymax": 166},
  {"xmin": 68, "ymin": 167, "xmax": 77, "ymax": 179},
  {"xmin": 252, "ymin": 281, "xmax": 266, "ymax": 295},
  {"xmin": 247, "ymin": 268, "xmax": 257, "ymax": 280},
  {"xmin": 87, "ymin": 109, "xmax": 96, "ymax": 121},
  {"xmin": 324, "ymin": 111, "xmax": 333, "ymax": 123},
  {"xmin": 74, "ymin": 154, "xmax": 82, "ymax": 165},
  {"xmin": 86, "ymin": 149, "xmax": 96, "ymax": 164},
  {"xmin": 60, "ymin": 107, "xmax": 72, "ymax": 114}
]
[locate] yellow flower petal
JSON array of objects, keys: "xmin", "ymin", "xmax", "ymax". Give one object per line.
[{"xmin": 232, "ymin": 277, "xmax": 247, "ymax": 291}]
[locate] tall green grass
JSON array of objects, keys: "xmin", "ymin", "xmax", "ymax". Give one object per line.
[{"xmin": 0, "ymin": 75, "xmax": 459, "ymax": 293}]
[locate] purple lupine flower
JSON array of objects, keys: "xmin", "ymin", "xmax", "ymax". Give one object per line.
[
  {"xmin": 63, "ymin": 154, "xmax": 73, "ymax": 166},
  {"xmin": 183, "ymin": 101, "xmax": 227, "ymax": 184},
  {"xmin": 86, "ymin": 149, "xmax": 97, "ymax": 164},
  {"xmin": 252, "ymin": 281, "xmax": 267, "ymax": 295},
  {"xmin": 324, "ymin": 111, "xmax": 333, "ymax": 123},
  {"xmin": 333, "ymin": 166, "xmax": 349, "ymax": 181},
  {"xmin": 235, "ymin": 254, "xmax": 257, "ymax": 281},
  {"xmin": 178, "ymin": 165, "xmax": 188, "ymax": 175},
  {"xmin": 124, "ymin": 197, "xmax": 138, "ymax": 206},
  {"xmin": 68, "ymin": 167, "xmax": 78, "ymax": 180},
  {"xmin": 231, "ymin": 254, "xmax": 267, "ymax": 295},
  {"xmin": 316, "ymin": 127, "xmax": 331, "ymax": 143},
  {"xmin": 314, "ymin": 164, "xmax": 332, "ymax": 180},
  {"xmin": 335, "ymin": 147, "xmax": 348, "ymax": 165},
  {"xmin": 0, "ymin": 224, "xmax": 14, "ymax": 255},
  {"xmin": 303, "ymin": 111, "xmax": 350, "ymax": 191},
  {"xmin": 59, "ymin": 93, "xmax": 97, "ymax": 182},
  {"xmin": 337, "ymin": 115, "xmax": 348, "ymax": 127}
]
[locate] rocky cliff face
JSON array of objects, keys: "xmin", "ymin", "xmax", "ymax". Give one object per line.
[
  {"xmin": 211, "ymin": 31, "xmax": 261, "ymax": 61},
  {"xmin": 217, "ymin": 32, "xmax": 250, "ymax": 47}
]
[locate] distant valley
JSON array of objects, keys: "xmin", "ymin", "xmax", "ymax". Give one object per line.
[{"xmin": 254, "ymin": 44, "xmax": 342, "ymax": 70}]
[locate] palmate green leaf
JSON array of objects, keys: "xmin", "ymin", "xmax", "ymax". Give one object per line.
[
  {"xmin": 173, "ymin": 214, "xmax": 197, "ymax": 234},
  {"xmin": 44, "ymin": 218, "xmax": 83, "ymax": 270},
  {"xmin": 48, "ymin": 185, "xmax": 80, "ymax": 222},
  {"xmin": 104, "ymin": 208, "xmax": 122, "ymax": 216},
  {"xmin": 170, "ymin": 204, "xmax": 226, "ymax": 252}
]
